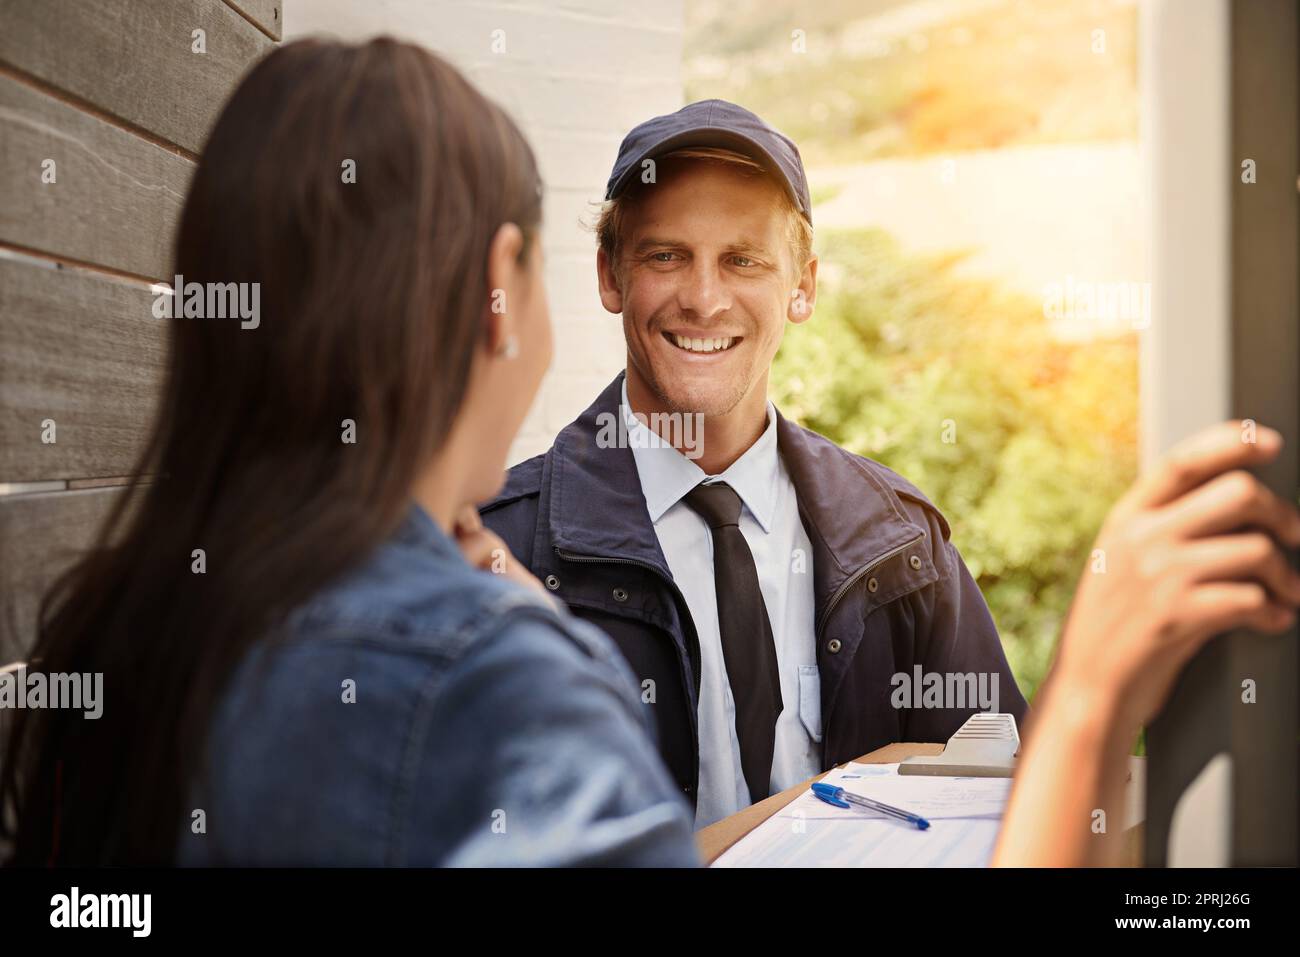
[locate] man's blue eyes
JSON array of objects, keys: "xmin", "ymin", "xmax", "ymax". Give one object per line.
[{"xmin": 649, "ymin": 253, "xmax": 759, "ymax": 267}]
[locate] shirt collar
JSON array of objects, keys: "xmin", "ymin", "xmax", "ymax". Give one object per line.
[{"xmin": 621, "ymin": 377, "xmax": 781, "ymax": 533}]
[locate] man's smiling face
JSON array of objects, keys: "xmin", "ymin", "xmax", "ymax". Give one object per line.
[{"xmin": 598, "ymin": 160, "xmax": 813, "ymax": 418}]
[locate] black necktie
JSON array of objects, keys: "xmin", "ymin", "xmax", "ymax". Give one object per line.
[{"xmin": 682, "ymin": 481, "xmax": 783, "ymax": 804}]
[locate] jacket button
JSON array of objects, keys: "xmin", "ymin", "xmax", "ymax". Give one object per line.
[
  {"xmin": 866, "ymin": 577, "xmax": 879, "ymax": 593},
  {"xmin": 544, "ymin": 574, "xmax": 560, "ymax": 590},
  {"xmin": 827, "ymin": 638, "xmax": 843, "ymax": 654},
  {"xmin": 909, "ymin": 554, "xmax": 922, "ymax": 570},
  {"xmin": 612, "ymin": 587, "xmax": 629, "ymax": 602}
]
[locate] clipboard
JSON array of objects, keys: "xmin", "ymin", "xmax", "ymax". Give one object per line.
[{"xmin": 898, "ymin": 712, "xmax": 1019, "ymax": 777}]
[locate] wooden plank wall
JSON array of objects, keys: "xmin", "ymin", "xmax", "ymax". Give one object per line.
[{"xmin": 0, "ymin": 0, "xmax": 282, "ymax": 663}]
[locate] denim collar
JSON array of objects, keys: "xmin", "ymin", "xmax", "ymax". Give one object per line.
[{"xmin": 394, "ymin": 500, "xmax": 462, "ymax": 562}]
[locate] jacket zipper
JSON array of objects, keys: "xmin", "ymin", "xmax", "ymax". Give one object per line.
[
  {"xmin": 815, "ymin": 532, "xmax": 926, "ymax": 640},
  {"xmin": 553, "ymin": 547, "xmax": 704, "ymax": 794},
  {"xmin": 814, "ymin": 531, "xmax": 926, "ymax": 759}
]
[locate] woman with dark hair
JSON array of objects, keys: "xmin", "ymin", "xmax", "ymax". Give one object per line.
[{"xmin": 2, "ymin": 37, "xmax": 1296, "ymax": 868}]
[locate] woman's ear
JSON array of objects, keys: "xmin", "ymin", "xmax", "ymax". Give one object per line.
[{"xmin": 485, "ymin": 222, "xmax": 525, "ymax": 357}]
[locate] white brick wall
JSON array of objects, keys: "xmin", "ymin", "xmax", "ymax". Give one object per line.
[{"xmin": 286, "ymin": 0, "xmax": 685, "ymax": 463}]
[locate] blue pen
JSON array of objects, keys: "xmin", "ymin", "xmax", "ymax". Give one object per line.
[{"xmin": 811, "ymin": 782, "xmax": 931, "ymax": 830}]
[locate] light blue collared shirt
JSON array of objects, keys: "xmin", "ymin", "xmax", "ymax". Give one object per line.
[{"xmin": 621, "ymin": 379, "xmax": 821, "ymax": 829}]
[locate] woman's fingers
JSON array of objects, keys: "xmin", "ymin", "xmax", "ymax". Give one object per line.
[
  {"xmin": 455, "ymin": 526, "xmax": 502, "ymax": 570},
  {"xmin": 454, "ymin": 522, "xmax": 545, "ymax": 594},
  {"xmin": 453, "ymin": 506, "xmax": 507, "ymax": 573},
  {"xmin": 1129, "ymin": 422, "xmax": 1282, "ymax": 510},
  {"xmin": 1154, "ymin": 469, "xmax": 1300, "ymax": 545},
  {"xmin": 453, "ymin": 504, "xmax": 483, "ymax": 535},
  {"xmin": 1179, "ymin": 533, "xmax": 1300, "ymax": 604},
  {"xmin": 1182, "ymin": 581, "xmax": 1295, "ymax": 642},
  {"xmin": 1048, "ymin": 420, "xmax": 1299, "ymax": 750}
]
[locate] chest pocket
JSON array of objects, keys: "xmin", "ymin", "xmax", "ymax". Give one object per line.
[{"xmin": 798, "ymin": 664, "xmax": 823, "ymax": 743}]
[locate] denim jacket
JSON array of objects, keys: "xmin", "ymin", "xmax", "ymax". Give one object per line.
[{"xmin": 176, "ymin": 502, "xmax": 698, "ymax": 866}]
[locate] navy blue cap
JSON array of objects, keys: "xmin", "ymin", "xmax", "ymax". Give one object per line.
[{"xmin": 604, "ymin": 99, "xmax": 812, "ymax": 225}]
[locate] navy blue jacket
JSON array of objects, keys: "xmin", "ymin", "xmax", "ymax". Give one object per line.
[{"xmin": 482, "ymin": 373, "xmax": 1029, "ymax": 808}]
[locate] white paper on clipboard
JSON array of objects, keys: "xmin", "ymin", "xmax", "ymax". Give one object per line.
[{"xmin": 711, "ymin": 763, "xmax": 1012, "ymax": 867}]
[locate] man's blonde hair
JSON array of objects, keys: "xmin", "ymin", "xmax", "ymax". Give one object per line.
[{"xmin": 593, "ymin": 146, "xmax": 813, "ymax": 286}]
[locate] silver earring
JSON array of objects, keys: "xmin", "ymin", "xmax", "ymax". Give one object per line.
[{"xmin": 498, "ymin": 334, "xmax": 519, "ymax": 360}]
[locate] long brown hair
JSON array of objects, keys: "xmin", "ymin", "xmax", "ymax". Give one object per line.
[{"xmin": 1, "ymin": 37, "xmax": 542, "ymax": 865}]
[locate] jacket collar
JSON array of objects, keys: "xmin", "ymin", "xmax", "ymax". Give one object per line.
[
  {"xmin": 774, "ymin": 409, "xmax": 928, "ymax": 589},
  {"xmin": 544, "ymin": 373, "xmax": 927, "ymax": 609},
  {"xmin": 545, "ymin": 373, "xmax": 674, "ymax": 578}
]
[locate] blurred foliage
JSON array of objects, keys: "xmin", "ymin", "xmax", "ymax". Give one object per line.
[
  {"xmin": 685, "ymin": 0, "xmax": 1137, "ymax": 166},
  {"xmin": 771, "ymin": 229, "xmax": 1138, "ymax": 699}
]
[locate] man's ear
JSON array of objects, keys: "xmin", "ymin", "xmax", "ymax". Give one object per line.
[
  {"xmin": 596, "ymin": 247, "xmax": 624, "ymax": 315},
  {"xmin": 485, "ymin": 222, "xmax": 524, "ymax": 353},
  {"xmin": 788, "ymin": 253, "xmax": 818, "ymax": 325}
]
